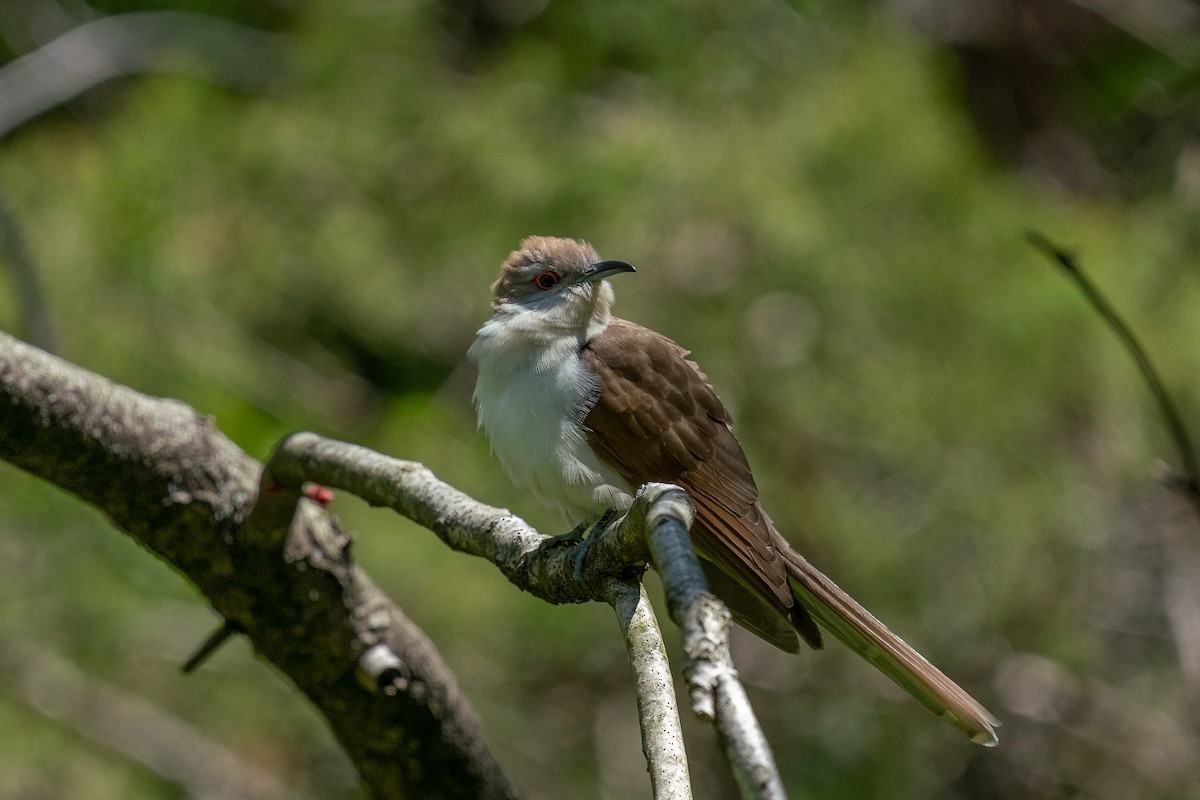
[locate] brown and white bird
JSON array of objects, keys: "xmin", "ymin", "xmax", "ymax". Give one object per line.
[{"xmin": 468, "ymin": 235, "xmax": 999, "ymax": 745}]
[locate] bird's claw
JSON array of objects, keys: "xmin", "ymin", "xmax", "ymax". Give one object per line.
[
  {"xmin": 536, "ymin": 521, "xmax": 590, "ymax": 556},
  {"xmin": 537, "ymin": 510, "xmax": 618, "ymax": 580}
]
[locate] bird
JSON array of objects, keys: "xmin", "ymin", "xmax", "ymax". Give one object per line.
[{"xmin": 468, "ymin": 235, "xmax": 999, "ymax": 745}]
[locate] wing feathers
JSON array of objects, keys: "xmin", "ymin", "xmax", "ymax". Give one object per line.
[
  {"xmin": 582, "ymin": 319, "xmax": 820, "ymax": 646},
  {"xmin": 580, "ymin": 317, "xmax": 998, "ymax": 744}
]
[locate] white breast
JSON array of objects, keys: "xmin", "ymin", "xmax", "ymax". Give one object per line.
[{"xmin": 469, "ymin": 314, "xmax": 630, "ymax": 522}]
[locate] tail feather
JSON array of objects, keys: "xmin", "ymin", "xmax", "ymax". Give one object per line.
[{"xmin": 784, "ymin": 550, "xmax": 1000, "ymax": 746}]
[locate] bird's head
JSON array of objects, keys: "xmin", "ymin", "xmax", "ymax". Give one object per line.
[{"xmin": 489, "ymin": 236, "xmax": 636, "ymax": 330}]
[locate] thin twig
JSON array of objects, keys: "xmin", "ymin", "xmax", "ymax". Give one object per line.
[
  {"xmin": 1028, "ymin": 231, "xmax": 1200, "ymax": 515},
  {"xmin": 0, "ymin": 190, "xmax": 56, "ymax": 351},
  {"xmin": 181, "ymin": 619, "xmax": 243, "ymax": 674}
]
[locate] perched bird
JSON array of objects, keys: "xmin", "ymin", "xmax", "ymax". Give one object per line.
[{"xmin": 468, "ymin": 235, "xmax": 999, "ymax": 745}]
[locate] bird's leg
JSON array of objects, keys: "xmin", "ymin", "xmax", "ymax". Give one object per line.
[
  {"xmin": 536, "ymin": 509, "xmax": 619, "ymax": 579},
  {"xmin": 537, "ymin": 520, "xmax": 591, "ymax": 552},
  {"xmin": 569, "ymin": 509, "xmax": 619, "ymax": 579}
]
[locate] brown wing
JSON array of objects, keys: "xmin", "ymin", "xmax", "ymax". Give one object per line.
[
  {"xmin": 581, "ymin": 321, "xmax": 1000, "ymax": 744},
  {"xmin": 581, "ymin": 318, "xmax": 821, "ymax": 651}
]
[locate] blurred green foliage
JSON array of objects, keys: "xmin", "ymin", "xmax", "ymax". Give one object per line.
[{"xmin": 2, "ymin": 1, "xmax": 1200, "ymax": 798}]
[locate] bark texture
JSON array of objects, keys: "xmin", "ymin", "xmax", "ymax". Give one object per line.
[{"xmin": 0, "ymin": 331, "xmax": 518, "ymax": 800}]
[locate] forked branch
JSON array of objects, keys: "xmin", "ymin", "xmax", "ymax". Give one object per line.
[
  {"xmin": 0, "ymin": 331, "xmax": 516, "ymax": 800},
  {"xmin": 0, "ymin": 330, "xmax": 785, "ymax": 799},
  {"xmin": 264, "ymin": 433, "xmax": 787, "ymax": 799}
]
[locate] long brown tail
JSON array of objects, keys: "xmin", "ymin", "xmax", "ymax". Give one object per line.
[{"xmin": 783, "ymin": 549, "xmax": 1000, "ymax": 746}]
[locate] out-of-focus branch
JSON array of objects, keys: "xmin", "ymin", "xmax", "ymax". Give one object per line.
[
  {"xmin": 1065, "ymin": 0, "xmax": 1200, "ymax": 69},
  {"xmin": 1030, "ymin": 233, "xmax": 1200, "ymax": 706},
  {"xmin": 1029, "ymin": 231, "xmax": 1200, "ymax": 517},
  {"xmin": 0, "ymin": 11, "xmax": 283, "ymax": 137},
  {"xmin": 0, "ymin": 190, "xmax": 55, "ymax": 351},
  {"xmin": 5, "ymin": 644, "xmax": 300, "ymax": 800},
  {"xmin": 0, "ymin": 331, "xmax": 519, "ymax": 800}
]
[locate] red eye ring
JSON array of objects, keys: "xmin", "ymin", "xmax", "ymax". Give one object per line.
[{"xmin": 533, "ymin": 271, "xmax": 561, "ymax": 290}]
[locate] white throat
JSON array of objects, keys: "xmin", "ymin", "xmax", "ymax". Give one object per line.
[{"xmin": 468, "ymin": 281, "xmax": 630, "ymax": 521}]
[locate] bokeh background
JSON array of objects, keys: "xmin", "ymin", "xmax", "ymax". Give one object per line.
[{"xmin": 2, "ymin": 1, "xmax": 1200, "ymax": 798}]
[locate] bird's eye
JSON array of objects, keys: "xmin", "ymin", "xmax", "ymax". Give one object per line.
[{"xmin": 533, "ymin": 271, "xmax": 561, "ymax": 290}]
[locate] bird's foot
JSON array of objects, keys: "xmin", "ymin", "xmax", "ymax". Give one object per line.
[
  {"xmin": 538, "ymin": 510, "xmax": 618, "ymax": 580},
  {"xmin": 537, "ymin": 520, "xmax": 590, "ymax": 553}
]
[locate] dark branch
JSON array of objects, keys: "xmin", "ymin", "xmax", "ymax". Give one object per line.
[
  {"xmin": 0, "ymin": 331, "xmax": 519, "ymax": 800},
  {"xmin": 0, "ymin": 330, "xmax": 795, "ymax": 797},
  {"xmin": 0, "ymin": 190, "xmax": 55, "ymax": 351},
  {"xmin": 1029, "ymin": 231, "xmax": 1200, "ymax": 515}
]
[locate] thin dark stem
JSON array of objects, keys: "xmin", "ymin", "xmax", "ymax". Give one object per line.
[
  {"xmin": 0, "ymin": 190, "xmax": 56, "ymax": 352},
  {"xmin": 181, "ymin": 619, "xmax": 243, "ymax": 674},
  {"xmin": 1028, "ymin": 231, "xmax": 1200, "ymax": 514}
]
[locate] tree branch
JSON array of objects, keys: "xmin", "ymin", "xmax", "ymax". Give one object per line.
[
  {"xmin": 258, "ymin": 431, "xmax": 789, "ymax": 797},
  {"xmin": 607, "ymin": 579, "xmax": 693, "ymax": 799},
  {"xmin": 0, "ymin": 11, "xmax": 283, "ymax": 137},
  {"xmin": 1, "ymin": 330, "xmax": 789, "ymax": 798},
  {"xmin": 1029, "ymin": 231, "xmax": 1200, "ymax": 517},
  {"xmin": 0, "ymin": 331, "xmax": 518, "ymax": 800},
  {"xmin": 639, "ymin": 485, "xmax": 789, "ymax": 800},
  {"xmin": 262, "ymin": 433, "xmax": 701, "ymax": 797}
]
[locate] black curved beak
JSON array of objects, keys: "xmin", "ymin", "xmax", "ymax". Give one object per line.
[{"xmin": 583, "ymin": 260, "xmax": 637, "ymax": 282}]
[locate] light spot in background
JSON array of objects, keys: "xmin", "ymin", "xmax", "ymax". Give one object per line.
[
  {"xmin": 994, "ymin": 652, "xmax": 1079, "ymax": 723},
  {"xmin": 659, "ymin": 220, "xmax": 747, "ymax": 295},
  {"xmin": 743, "ymin": 290, "xmax": 820, "ymax": 367}
]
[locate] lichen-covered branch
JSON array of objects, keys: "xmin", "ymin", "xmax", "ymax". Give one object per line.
[
  {"xmin": 265, "ymin": 435, "xmax": 785, "ymax": 799},
  {"xmin": 639, "ymin": 485, "xmax": 790, "ymax": 800},
  {"xmin": 264, "ymin": 433, "xmax": 696, "ymax": 797},
  {"xmin": 262, "ymin": 431, "xmax": 655, "ymax": 604},
  {"xmin": 607, "ymin": 579, "xmax": 692, "ymax": 799}
]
